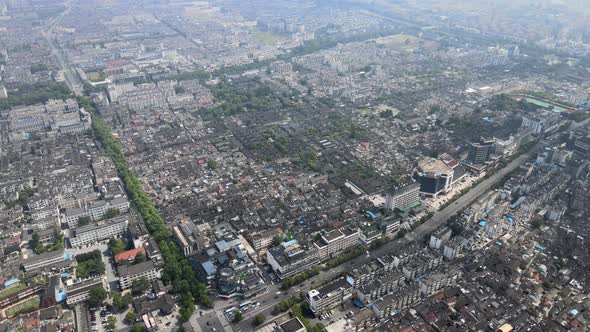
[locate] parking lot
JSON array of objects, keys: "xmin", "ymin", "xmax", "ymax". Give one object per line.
[{"xmin": 89, "ymin": 306, "xmax": 116, "ymax": 332}]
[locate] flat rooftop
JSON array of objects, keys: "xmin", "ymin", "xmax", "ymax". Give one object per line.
[{"xmin": 418, "ymin": 158, "xmax": 452, "ymax": 175}]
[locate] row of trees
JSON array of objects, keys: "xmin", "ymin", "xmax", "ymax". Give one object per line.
[
  {"xmin": 83, "ymin": 97, "xmax": 210, "ymax": 322},
  {"xmin": 324, "ymin": 246, "xmax": 364, "ymax": 269},
  {"xmin": 159, "ymin": 240, "xmax": 211, "ymax": 322},
  {"xmin": 81, "ymin": 97, "xmax": 171, "ymax": 241},
  {"xmin": 281, "ymin": 266, "xmax": 320, "ymax": 289}
]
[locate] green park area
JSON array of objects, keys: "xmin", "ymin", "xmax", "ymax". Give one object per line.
[{"xmin": 253, "ymin": 32, "xmax": 286, "ymax": 45}]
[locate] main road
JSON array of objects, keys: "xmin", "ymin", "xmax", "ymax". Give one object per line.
[
  {"xmin": 44, "ymin": 0, "xmax": 83, "ymax": 96},
  {"xmin": 235, "ymin": 144, "xmax": 539, "ymax": 330}
]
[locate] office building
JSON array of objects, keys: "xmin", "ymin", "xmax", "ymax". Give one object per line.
[
  {"xmin": 267, "ymin": 240, "xmax": 319, "ymax": 279},
  {"xmin": 522, "ymin": 112, "xmax": 561, "ymax": 135},
  {"xmin": 384, "ymin": 182, "xmax": 420, "ymax": 211},
  {"xmin": 495, "ymin": 136, "xmax": 517, "ymax": 155},
  {"xmin": 468, "ymin": 137, "xmax": 495, "ymax": 164},
  {"xmin": 414, "ymin": 158, "xmax": 454, "ymax": 197}
]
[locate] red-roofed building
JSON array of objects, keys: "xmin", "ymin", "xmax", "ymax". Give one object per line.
[{"xmin": 114, "ymin": 247, "xmax": 146, "ymax": 264}]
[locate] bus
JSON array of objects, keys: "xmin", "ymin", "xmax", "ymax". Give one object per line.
[
  {"xmin": 239, "ymin": 300, "xmax": 252, "ymax": 310},
  {"xmin": 224, "ymin": 307, "xmax": 237, "ymax": 314}
]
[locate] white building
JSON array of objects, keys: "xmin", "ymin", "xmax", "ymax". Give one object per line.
[
  {"xmin": 66, "ymin": 278, "xmax": 106, "ymax": 305},
  {"xmin": 63, "ymin": 196, "xmax": 129, "ymax": 228},
  {"xmin": 69, "ymin": 216, "xmax": 128, "ymax": 248},
  {"xmin": 118, "ymin": 260, "xmax": 159, "ymax": 290},
  {"xmin": 314, "ymin": 227, "xmax": 360, "ymax": 260},
  {"xmin": 384, "ymin": 183, "xmax": 421, "ymax": 211}
]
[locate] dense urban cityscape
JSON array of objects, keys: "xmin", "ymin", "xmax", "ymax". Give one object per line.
[{"xmin": 0, "ymin": 0, "xmax": 590, "ymax": 331}]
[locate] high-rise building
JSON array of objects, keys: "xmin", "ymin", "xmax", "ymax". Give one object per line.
[
  {"xmin": 468, "ymin": 137, "xmax": 495, "ymax": 164},
  {"xmin": 384, "ymin": 183, "xmax": 421, "ymax": 211},
  {"xmin": 414, "ymin": 158, "xmax": 454, "ymax": 197}
]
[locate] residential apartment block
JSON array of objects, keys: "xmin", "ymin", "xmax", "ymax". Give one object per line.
[
  {"xmin": 314, "ymin": 226, "xmax": 359, "ymax": 260},
  {"xmin": 249, "ymin": 227, "xmax": 283, "ymax": 252},
  {"xmin": 23, "ymin": 249, "xmax": 66, "ymax": 272},
  {"xmin": 62, "ymin": 196, "xmax": 129, "ymax": 228},
  {"xmin": 69, "ymin": 216, "xmax": 128, "ymax": 248},
  {"xmin": 66, "ymin": 278, "xmax": 106, "ymax": 306},
  {"xmin": 306, "ymin": 278, "xmax": 353, "ymax": 314},
  {"xmin": 118, "ymin": 260, "xmax": 159, "ymax": 290}
]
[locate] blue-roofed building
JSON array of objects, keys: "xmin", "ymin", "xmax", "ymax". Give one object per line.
[
  {"xmin": 215, "ymin": 240, "xmax": 230, "ymax": 253},
  {"xmin": 366, "ymin": 211, "xmax": 378, "ymax": 220},
  {"xmin": 479, "ymin": 220, "xmax": 487, "ymax": 227},
  {"xmin": 203, "ymin": 261, "xmax": 217, "ymax": 276},
  {"xmin": 193, "ymin": 259, "xmax": 217, "ymax": 283}
]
